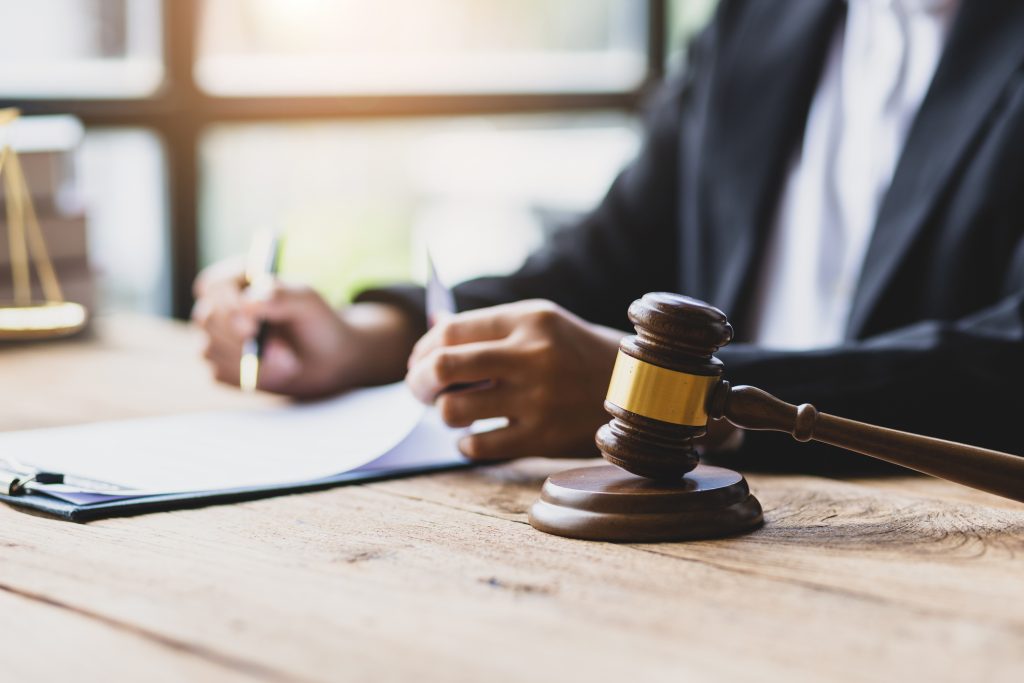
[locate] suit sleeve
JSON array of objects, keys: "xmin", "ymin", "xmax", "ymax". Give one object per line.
[
  {"xmin": 710, "ymin": 287, "xmax": 1024, "ymax": 473},
  {"xmin": 443, "ymin": 73, "xmax": 690, "ymax": 331}
]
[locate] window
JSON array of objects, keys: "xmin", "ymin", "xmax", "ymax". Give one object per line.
[
  {"xmin": 4, "ymin": 1, "xmax": 717, "ymax": 318},
  {"xmin": 200, "ymin": 113, "xmax": 640, "ymax": 306},
  {"xmin": 196, "ymin": 0, "xmax": 647, "ymax": 96},
  {"xmin": 0, "ymin": 0, "xmax": 163, "ymax": 98},
  {"xmin": 80, "ymin": 129, "xmax": 170, "ymax": 313}
]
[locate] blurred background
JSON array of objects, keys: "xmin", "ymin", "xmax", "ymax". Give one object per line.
[{"xmin": 0, "ymin": 0, "xmax": 716, "ymax": 319}]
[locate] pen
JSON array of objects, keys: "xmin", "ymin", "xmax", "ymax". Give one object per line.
[{"xmin": 239, "ymin": 231, "xmax": 281, "ymax": 393}]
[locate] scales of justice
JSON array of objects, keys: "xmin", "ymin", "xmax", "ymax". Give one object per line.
[{"xmin": 0, "ymin": 108, "xmax": 87, "ymax": 340}]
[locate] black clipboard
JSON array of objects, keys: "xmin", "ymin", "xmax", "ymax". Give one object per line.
[{"xmin": 0, "ymin": 459, "xmax": 470, "ymax": 522}]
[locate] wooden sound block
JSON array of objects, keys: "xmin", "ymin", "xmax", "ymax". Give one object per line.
[{"xmin": 528, "ymin": 464, "xmax": 763, "ymax": 542}]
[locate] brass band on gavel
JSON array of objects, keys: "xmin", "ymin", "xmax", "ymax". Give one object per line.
[{"xmin": 604, "ymin": 351, "xmax": 718, "ymax": 427}]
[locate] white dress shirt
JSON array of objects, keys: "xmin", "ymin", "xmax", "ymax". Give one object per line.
[{"xmin": 751, "ymin": 0, "xmax": 960, "ymax": 349}]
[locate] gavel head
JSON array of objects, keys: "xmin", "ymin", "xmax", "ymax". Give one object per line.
[{"xmin": 596, "ymin": 292, "xmax": 733, "ymax": 480}]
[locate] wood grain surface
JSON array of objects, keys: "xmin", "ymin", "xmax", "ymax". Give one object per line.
[{"xmin": 1, "ymin": 316, "xmax": 1022, "ymax": 683}]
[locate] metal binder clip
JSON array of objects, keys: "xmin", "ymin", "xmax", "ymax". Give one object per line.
[
  {"xmin": 1, "ymin": 459, "xmax": 36, "ymax": 495},
  {"xmin": 0, "ymin": 458, "xmax": 63, "ymax": 496}
]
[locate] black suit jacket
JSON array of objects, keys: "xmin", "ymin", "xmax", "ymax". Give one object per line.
[{"xmin": 359, "ymin": 0, "xmax": 1024, "ymax": 471}]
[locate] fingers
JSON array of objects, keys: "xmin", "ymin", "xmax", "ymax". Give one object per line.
[
  {"xmin": 435, "ymin": 385, "xmax": 509, "ymax": 428},
  {"xmin": 409, "ymin": 304, "xmax": 522, "ymax": 368},
  {"xmin": 253, "ymin": 337, "xmax": 302, "ymax": 392},
  {"xmin": 193, "ymin": 256, "xmax": 246, "ymax": 299},
  {"xmin": 458, "ymin": 424, "xmax": 525, "ymax": 462},
  {"xmin": 202, "ymin": 341, "xmax": 240, "ymax": 386},
  {"xmin": 405, "ymin": 342, "xmax": 515, "ymax": 403},
  {"xmin": 406, "ymin": 299, "xmax": 602, "ymax": 462},
  {"xmin": 194, "ymin": 281, "xmax": 257, "ymax": 361},
  {"xmin": 241, "ymin": 281, "xmax": 325, "ymax": 324},
  {"xmin": 195, "ymin": 278, "xmax": 313, "ymax": 390},
  {"xmin": 202, "ymin": 335, "xmax": 300, "ymax": 391}
]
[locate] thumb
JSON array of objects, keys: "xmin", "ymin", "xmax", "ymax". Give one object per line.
[{"xmin": 257, "ymin": 337, "xmax": 302, "ymax": 391}]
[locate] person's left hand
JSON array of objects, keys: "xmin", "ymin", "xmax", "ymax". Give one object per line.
[{"xmin": 405, "ymin": 300, "xmax": 624, "ymax": 461}]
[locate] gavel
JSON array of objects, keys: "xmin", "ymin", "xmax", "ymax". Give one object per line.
[{"xmin": 528, "ymin": 292, "xmax": 1024, "ymax": 542}]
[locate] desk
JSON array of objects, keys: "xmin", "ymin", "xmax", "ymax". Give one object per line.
[{"xmin": 1, "ymin": 316, "xmax": 1022, "ymax": 683}]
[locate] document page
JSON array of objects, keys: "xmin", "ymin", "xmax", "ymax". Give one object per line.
[{"xmin": 0, "ymin": 383, "xmax": 460, "ymax": 502}]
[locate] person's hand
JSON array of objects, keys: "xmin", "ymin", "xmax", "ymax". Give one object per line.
[
  {"xmin": 192, "ymin": 260, "xmax": 416, "ymax": 398},
  {"xmin": 405, "ymin": 300, "xmax": 624, "ymax": 461}
]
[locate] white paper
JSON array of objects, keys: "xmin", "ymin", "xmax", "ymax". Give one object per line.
[
  {"xmin": 426, "ymin": 248, "xmax": 457, "ymax": 327},
  {"xmin": 0, "ymin": 382, "xmax": 465, "ymax": 503}
]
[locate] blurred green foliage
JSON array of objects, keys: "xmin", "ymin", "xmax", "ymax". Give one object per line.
[{"xmin": 277, "ymin": 202, "xmax": 414, "ymax": 307}]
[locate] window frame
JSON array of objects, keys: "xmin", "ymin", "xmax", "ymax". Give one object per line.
[{"xmin": 5, "ymin": 0, "xmax": 669, "ymax": 318}]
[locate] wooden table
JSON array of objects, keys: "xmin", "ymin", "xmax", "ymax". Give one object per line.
[{"xmin": 2, "ymin": 316, "xmax": 1022, "ymax": 683}]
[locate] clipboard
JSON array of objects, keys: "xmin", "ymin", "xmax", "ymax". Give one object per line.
[
  {"xmin": 0, "ymin": 458, "xmax": 469, "ymax": 522},
  {"xmin": 0, "ymin": 382, "xmax": 474, "ymax": 523}
]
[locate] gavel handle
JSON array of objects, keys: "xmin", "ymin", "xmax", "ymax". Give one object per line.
[{"xmin": 717, "ymin": 384, "xmax": 1024, "ymax": 504}]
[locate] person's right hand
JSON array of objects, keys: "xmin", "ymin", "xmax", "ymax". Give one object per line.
[{"xmin": 192, "ymin": 259, "xmax": 417, "ymax": 398}]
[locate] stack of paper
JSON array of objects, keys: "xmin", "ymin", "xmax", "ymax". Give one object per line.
[{"xmin": 0, "ymin": 383, "xmax": 467, "ymax": 512}]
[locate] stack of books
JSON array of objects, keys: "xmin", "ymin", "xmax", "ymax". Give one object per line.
[{"xmin": 0, "ymin": 115, "xmax": 93, "ymax": 312}]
